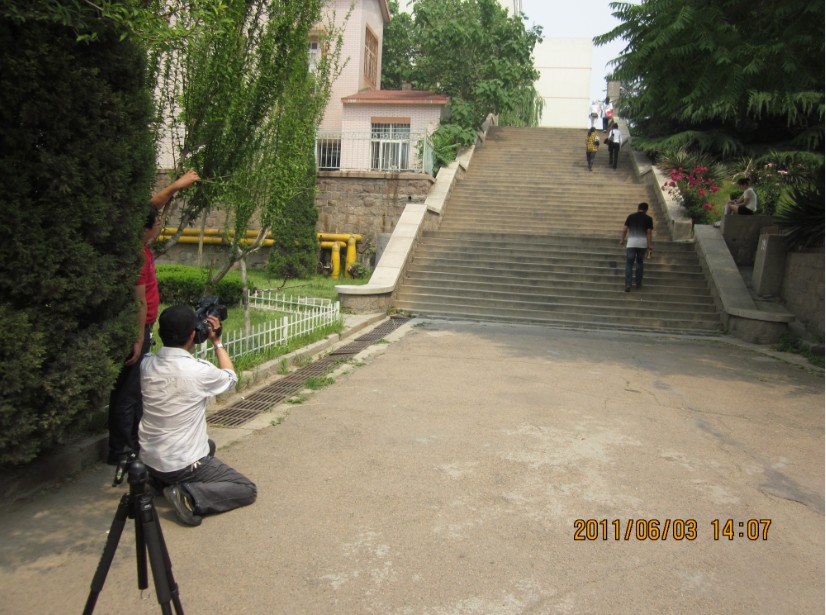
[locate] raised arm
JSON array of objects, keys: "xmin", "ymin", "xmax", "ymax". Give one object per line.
[{"xmin": 150, "ymin": 170, "xmax": 200, "ymax": 209}]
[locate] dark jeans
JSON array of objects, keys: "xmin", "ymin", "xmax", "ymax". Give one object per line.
[
  {"xmin": 625, "ymin": 247, "xmax": 646, "ymax": 288},
  {"xmin": 149, "ymin": 456, "xmax": 257, "ymax": 516},
  {"xmin": 608, "ymin": 142, "xmax": 620, "ymax": 168},
  {"xmin": 107, "ymin": 325, "xmax": 152, "ymax": 463},
  {"xmin": 586, "ymin": 151, "xmax": 596, "ymax": 170}
]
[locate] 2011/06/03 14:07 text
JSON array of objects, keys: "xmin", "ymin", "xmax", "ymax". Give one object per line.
[{"xmin": 573, "ymin": 518, "xmax": 772, "ymax": 541}]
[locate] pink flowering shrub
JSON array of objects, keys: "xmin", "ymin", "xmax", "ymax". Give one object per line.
[{"xmin": 662, "ymin": 165, "xmax": 720, "ymax": 224}]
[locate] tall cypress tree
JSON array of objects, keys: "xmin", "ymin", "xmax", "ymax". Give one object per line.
[
  {"xmin": 267, "ymin": 153, "xmax": 320, "ymax": 280},
  {"xmin": 0, "ymin": 9, "xmax": 155, "ymax": 464}
]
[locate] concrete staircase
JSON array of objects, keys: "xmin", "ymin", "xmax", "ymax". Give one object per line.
[{"xmin": 393, "ymin": 126, "xmax": 722, "ymax": 334}]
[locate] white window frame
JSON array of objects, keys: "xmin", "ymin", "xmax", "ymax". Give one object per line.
[{"xmin": 371, "ymin": 123, "xmax": 411, "ymax": 171}]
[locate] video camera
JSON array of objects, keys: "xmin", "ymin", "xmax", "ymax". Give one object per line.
[{"xmin": 193, "ymin": 296, "xmax": 227, "ymax": 344}]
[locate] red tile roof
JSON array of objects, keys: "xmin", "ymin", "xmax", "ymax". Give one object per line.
[{"xmin": 342, "ymin": 89, "xmax": 450, "ymax": 106}]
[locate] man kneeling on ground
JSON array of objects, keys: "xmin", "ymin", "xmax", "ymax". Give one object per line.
[{"xmin": 139, "ymin": 305, "xmax": 257, "ymax": 526}]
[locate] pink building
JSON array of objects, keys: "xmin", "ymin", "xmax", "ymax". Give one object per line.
[{"xmin": 316, "ymin": 0, "xmax": 448, "ymax": 174}]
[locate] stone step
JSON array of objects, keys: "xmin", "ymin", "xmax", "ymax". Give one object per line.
[
  {"xmin": 393, "ymin": 126, "xmax": 721, "ymax": 334},
  {"xmin": 440, "ymin": 213, "xmax": 662, "ymax": 225},
  {"xmin": 436, "ymin": 222, "xmax": 667, "ymax": 239},
  {"xmin": 410, "ymin": 244, "xmax": 705, "ymax": 270},
  {"xmin": 419, "ymin": 233, "xmax": 695, "ymax": 253},
  {"xmin": 399, "ymin": 276, "xmax": 717, "ymax": 308},
  {"xmin": 409, "ymin": 253, "xmax": 706, "ymax": 275},
  {"xmin": 416, "ymin": 240, "xmax": 699, "ymax": 259},
  {"xmin": 392, "ymin": 298, "xmax": 722, "ymax": 334},
  {"xmin": 404, "ymin": 263, "xmax": 709, "ymax": 288}
]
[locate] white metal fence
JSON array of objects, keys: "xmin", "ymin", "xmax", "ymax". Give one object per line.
[
  {"xmin": 194, "ymin": 291, "xmax": 341, "ymax": 363},
  {"xmin": 316, "ymin": 131, "xmax": 434, "ymax": 175}
]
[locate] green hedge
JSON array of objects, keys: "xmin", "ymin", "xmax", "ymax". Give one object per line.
[
  {"xmin": 156, "ymin": 265, "xmax": 245, "ymax": 307},
  {"xmin": 0, "ymin": 11, "xmax": 155, "ymax": 466}
]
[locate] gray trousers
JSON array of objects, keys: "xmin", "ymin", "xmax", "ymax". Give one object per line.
[{"xmin": 149, "ymin": 456, "xmax": 257, "ymax": 516}]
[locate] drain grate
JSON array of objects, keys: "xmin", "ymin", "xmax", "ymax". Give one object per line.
[
  {"xmin": 331, "ymin": 316, "xmax": 409, "ymax": 356},
  {"xmin": 330, "ymin": 341, "xmax": 370, "ymax": 356},
  {"xmin": 356, "ymin": 316, "xmax": 408, "ymax": 341},
  {"xmin": 206, "ymin": 407, "xmax": 261, "ymax": 427},
  {"xmin": 207, "ymin": 319, "xmax": 407, "ymax": 428}
]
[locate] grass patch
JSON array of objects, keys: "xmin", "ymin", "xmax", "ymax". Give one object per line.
[
  {"xmin": 270, "ymin": 413, "xmax": 288, "ymax": 426},
  {"xmin": 231, "ymin": 323, "xmax": 343, "ymax": 373},
  {"xmin": 305, "ymin": 376, "xmax": 335, "ymax": 390},
  {"xmin": 244, "ymin": 272, "xmax": 368, "ymax": 301},
  {"xmin": 774, "ymin": 335, "xmax": 824, "ymax": 368},
  {"xmin": 293, "ymin": 354, "xmax": 313, "ymax": 368},
  {"xmin": 151, "ymin": 267, "xmax": 354, "ymax": 374}
]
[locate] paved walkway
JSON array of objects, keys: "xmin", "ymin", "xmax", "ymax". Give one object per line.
[{"xmin": 0, "ymin": 320, "xmax": 822, "ymax": 614}]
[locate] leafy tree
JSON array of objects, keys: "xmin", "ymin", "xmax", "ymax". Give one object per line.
[
  {"xmin": 597, "ymin": 0, "xmax": 824, "ymax": 236},
  {"xmin": 596, "ymin": 0, "xmax": 824, "ymax": 162},
  {"xmin": 776, "ymin": 171, "xmax": 825, "ymax": 249},
  {"xmin": 410, "ymin": 0, "xmax": 541, "ymax": 129},
  {"xmin": 152, "ymin": 1, "xmax": 343, "ymax": 288},
  {"xmin": 0, "ymin": 6, "xmax": 155, "ymax": 464},
  {"xmin": 381, "ymin": 1, "xmax": 415, "ymax": 90},
  {"xmin": 1, "ymin": 1, "xmax": 217, "ymax": 44},
  {"xmin": 268, "ymin": 152, "xmax": 320, "ymax": 280},
  {"xmin": 383, "ymin": 0, "xmax": 542, "ymax": 167}
]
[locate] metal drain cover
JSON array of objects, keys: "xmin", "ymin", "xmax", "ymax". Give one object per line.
[
  {"xmin": 207, "ymin": 407, "xmax": 261, "ymax": 427},
  {"xmin": 208, "ymin": 317, "xmax": 406, "ymax": 429}
]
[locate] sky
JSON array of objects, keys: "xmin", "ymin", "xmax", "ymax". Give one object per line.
[{"xmin": 520, "ymin": 0, "xmax": 634, "ymax": 102}]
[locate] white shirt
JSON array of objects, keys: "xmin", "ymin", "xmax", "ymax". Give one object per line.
[
  {"xmin": 742, "ymin": 187, "xmax": 758, "ymax": 212},
  {"xmin": 609, "ymin": 127, "xmax": 622, "ymax": 146},
  {"xmin": 139, "ymin": 346, "xmax": 237, "ymax": 473}
]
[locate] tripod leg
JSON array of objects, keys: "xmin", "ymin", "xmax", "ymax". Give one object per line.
[
  {"xmin": 83, "ymin": 494, "xmax": 131, "ymax": 615},
  {"xmin": 139, "ymin": 495, "xmax": 185, "ymax": 615},
  {"xmin": 153, "ymin": 508, "xmax": 185, "ymax": 614},
  {"xmin": 135, "ymin": 505, "xmax": 148, "ymax": 590}
]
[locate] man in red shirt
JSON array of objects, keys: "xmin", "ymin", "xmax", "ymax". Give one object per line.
[{"xmin": 107, "ymin": 171, "xmax": 200, "ymax": 472}]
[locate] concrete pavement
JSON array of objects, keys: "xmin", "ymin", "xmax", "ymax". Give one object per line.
[{"xmin": 0, "ymin": 319, "xmax": 822, "ymax": 614}]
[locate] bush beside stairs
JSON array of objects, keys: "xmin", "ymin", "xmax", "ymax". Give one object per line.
[{"xmin": 393, "ymin": 126, "xmax": 722, "ymax": 335}]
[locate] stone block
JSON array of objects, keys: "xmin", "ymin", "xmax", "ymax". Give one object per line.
[
  {"xmin": 782, "ymin": 250, "xmax": 825, "ymax": 339},
  {"xmin": 752, "ymin": 231, "xmax": 786, "ymax": 297},
  {"xmin": 720, "ymin": 215, "xmax": 776, "ymax": 266}
]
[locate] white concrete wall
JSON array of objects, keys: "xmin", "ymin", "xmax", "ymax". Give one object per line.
[
  {"xmin": 534, "ymin": 38, "xmax": 592, "ymax": 128},
  {"xmin": 319, "ymin": 0, "xmax": 387, "ymax": 134},
  {"xmin": 340, "ymin": 103, "xmax": 443, "ymax": 169}
]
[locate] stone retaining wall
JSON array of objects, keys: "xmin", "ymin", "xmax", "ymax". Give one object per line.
[
  {"xmin": 782, "ymin": 250, "xmax": 825, "ymax": 339},
  {"xmin": 316, "ymin": 170, "xmax": 435, "ymax": 256},
  {"xmin": 154, "ymin": 170, "xmax": 435, "ymax": 268}
]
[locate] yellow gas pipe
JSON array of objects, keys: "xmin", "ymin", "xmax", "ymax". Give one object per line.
[
  {"xmin": 317, "ymin": 233, "xmax": 362, "ymax": 279},
  {"xmin": 319, "ymin": 241, "xmax": 346, "ymax": 278},
  {"xmin": 158, "ymin": 228, "xmax": 274, "ymax": 246},
  {"xmin": 156, "ymin": 229, "xmax": 363, "ymax": 278}
]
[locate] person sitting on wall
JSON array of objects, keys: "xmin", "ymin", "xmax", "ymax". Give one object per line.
[{"xmin": 724, "ymin": 177, "xmax": 758, "ymax": 216}]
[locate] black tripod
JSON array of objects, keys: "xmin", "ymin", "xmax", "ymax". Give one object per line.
[{"xmin": 84, "ymin": 460, "xmax": 185, "ymax": 614}]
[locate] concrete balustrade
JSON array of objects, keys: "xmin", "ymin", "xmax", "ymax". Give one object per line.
[{"xmin": 335, "ymin": 115, "xmax": 496, "ymax": 312}]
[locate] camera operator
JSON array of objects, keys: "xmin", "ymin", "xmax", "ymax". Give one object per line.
[{"xmin": 139, "ymin": 305, "xmax": 257, "ymax": 527}]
